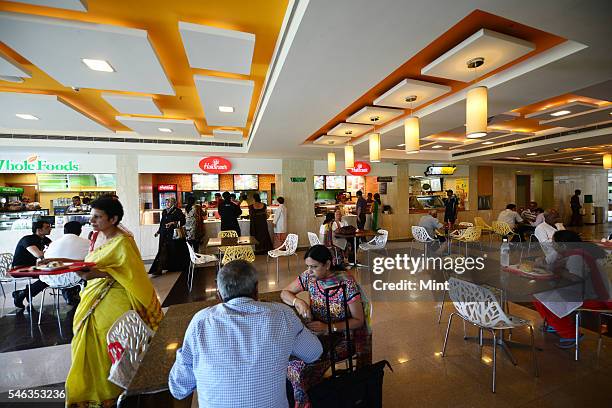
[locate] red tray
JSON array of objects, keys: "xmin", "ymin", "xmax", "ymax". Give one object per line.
[
  {"xmin": 503, "ymin": 265, "xmax": 555, "ymax": 280},
  {"xmin": 9, "ymin": 262, "xmax": 96, "ymax": 278}
]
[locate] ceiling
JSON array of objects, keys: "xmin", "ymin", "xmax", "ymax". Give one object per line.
[{"xmin": 0, "ymin": 0, "xmax": 610, "ymax": 168}]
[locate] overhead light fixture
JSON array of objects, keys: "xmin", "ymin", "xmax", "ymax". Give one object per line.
[
  {"xmin": 403, "ymin": 96, "xmax": 420, "ymax": 154},
  {"xmin": 465, "ymin": 57, "xmax": 487, "ymax": 138},
  {"xmin": 603, "ymin": 153, "xmax": 611, "ymax": 169},
  {"xmin": 431, "ymin": 145, "xmax": 443, "ymax": 149},
  {"xmin": 550, "ymin": 110, "xmax": 571, "ymax": 117},
  {"xmin": 344, "ymin": 145, "xmax": 354, "ymax": 169},
  {"xmin": 572, "ymin": 157, "xmax": 582, "ymax": 161},
  {"xmin": 482, "ymin": 141, "xmax": 494, "ymax": 145},
  {"xmin": 81, "ymin": 58, "xmax": 115, "ymax": 72},
  {"xmin": 15, "ymin": 113, "xmax": 39, "ymax": 120},
  {"xmin": 369, "ymin": 116, "xmax": 381, "ymax": 162},
  {"xmin": 218, "ymin": 106, "xmax": 234, "ymax": 113},
  {"xmin": 158, "ymin": 127, "xmax": 172, "ymax": 133},
  {"xmin": 397, "ymin": 143, "xmax": 405, "ymax": 147},
  {"xmin": 327, "ymin": 152, "xmax": 336, "ymax": 173},
  {"xmin": 526, "ymin": 153, "xmax": 538, "ymax": 156}
]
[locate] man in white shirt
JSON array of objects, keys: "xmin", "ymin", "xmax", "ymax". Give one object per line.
[
  {"xmin": 497, "ymin": 204, "xmax": 523, "ymax": 228},
  {"xmin": 534, "ymin": 209, "xmax": 565, "ymax": 264},
  {"xmin": 532, "ymin": 208, "xmax": 545, "ymax": 227},
  {"xmin": 272, "ymin": 197, "xmax": 287, "ymax": 248}
]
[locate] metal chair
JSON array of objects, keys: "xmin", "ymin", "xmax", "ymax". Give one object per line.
[
  {"xmin": 458, "ymin": 222, "xmax": 474, "ymax": 227},
  {"xmin": 267, "ymin": 233, "xmax": 299, "ymax": 282},
  {"xmin": 411, "ymin": 226, "xmax": 439, "ymax": 258},
  {"xmin": 442, "ymin": 277, "xmax": 538, "ymax": 393},
  {"xmin": 38, "ymin": 272, "xmax": 83, "ymax": 329},
  {"xmin": 216, "ymin": 230, "xmax": 239, "ymax": 267},
  {"xmin": 474, "ymin": 217, "xmax": 494, "ymax": 246},
  {"xmin": 359, "ymin": 229, "xmax": 389, "ymax": 268},
  {"xmin": 185, "ymin": 242, "xmax": 217, "ymax": 292},
  {"xmin": 221, "ymin": 245, "xmax": 256, "ymax": 266},
  {"xmin": 308, "ymin": 232, "xmax": 321, "ymax": 247},
  {"xmin": 526, "ymin": 233, "xmax": 539, "ymax": 256},
  {"xmin": 492, "ymin": 221, "xmax": 521, "ymax": 242},
  {"xmin": 574, "ymin": 308, "xmax": 612, "ymax": 361},
  {"xmin": 451, "ymin": 226, "xmax": 482, "ymax": 257},
  {"xmin": 0, "ymin": 252, "xmax": 34, "ymax": 316}
]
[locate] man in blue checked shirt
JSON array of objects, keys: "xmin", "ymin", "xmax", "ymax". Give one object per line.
[{"xmin": 169, "ymin": 260, "xmax": 323, "ymax": 407}]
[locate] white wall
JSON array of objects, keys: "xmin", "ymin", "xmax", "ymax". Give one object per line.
[
  {"xmin": 138, "ymin": 155, "xmax": 282, "ymax": 174},
  {"xmin": 0, "ymin": 151, "xmax": 116, "ymax": 173},
  {"xmin": 313, "ymin": 160, "xmax": 397, "ymax": 176}
]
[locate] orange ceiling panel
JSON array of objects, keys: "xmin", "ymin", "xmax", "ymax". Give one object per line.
[{"xmin": 0, "ymin": 0, "xmax": 289, "ymax": 135}]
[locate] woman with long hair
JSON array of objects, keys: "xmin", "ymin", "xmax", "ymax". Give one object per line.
[
  {"xmin": 184, "ymin": 195, "xmax": 206, "ymax": 251},
  {"xmin": 249, "ymin": 193, "xmax": 273, "ymax": 254}
]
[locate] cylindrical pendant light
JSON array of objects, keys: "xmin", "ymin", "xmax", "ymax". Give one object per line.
[
  {"xmin": 327, "ymin": 152, "xmax": 336, "ymax": 173},
  {"xmin": 344, "ymin": 145, "xmax": 354, "ymax": 169},
  {"xmin": 466, "ymin": 86, "xmax": 488, "ymax": 138},
  {"xmin": 603, "ymin": 153, "xmax": 612, "ymax": 169},
  {"xmin": 369, "ymin": 133, "xmax": 381, "ymax": 162},
  {"xmin": 404, "ymin": 116, "xmax": 420, "ymax": 153}
]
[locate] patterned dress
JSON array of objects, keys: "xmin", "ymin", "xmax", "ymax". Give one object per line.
[{"xmin": 287, "ymin": 271, "xmax": 365, "ymax": 407}]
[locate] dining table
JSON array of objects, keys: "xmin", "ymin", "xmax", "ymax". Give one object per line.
[{"xmin": 334, "ymin": 229, "xmax": 380, "ymax": 267}]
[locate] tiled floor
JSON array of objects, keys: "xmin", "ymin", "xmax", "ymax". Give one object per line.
[{"xmin": 1, "ymin": 223, "xmax": 610, "ymax": 406}]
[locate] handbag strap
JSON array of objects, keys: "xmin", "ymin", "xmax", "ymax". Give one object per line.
[{"xmin": 324, "ymin": 283, "xmax": 354, "ymax": 377}]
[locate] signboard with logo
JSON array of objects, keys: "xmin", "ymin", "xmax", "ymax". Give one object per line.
[
  {"xmin": 425, "ymin": 165, "xmax": 456, "ymax": 176},
  {"xmin": 0, "ymin": 186, "xmax": 24, "ymax": 194},
  {"xmin": 198, "ymin": 156, "xmax": 232, "ymax": 174},
  {"xmin": 347, "ymin": 161, "xmax": 371, "ymax": 176},
  {"xmin": 0, "ymin": 153, "xmax": 116, "ymax": 173},
  {"xmin": 158, "ymin": 184, "xmax": 177, "ymax": 192}
]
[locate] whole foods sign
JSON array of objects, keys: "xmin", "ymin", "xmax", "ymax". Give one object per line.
[
  {"xmin": 347, "ymin": 161, "xmax": 371, "ymax": 176},
  {"xmin": 199, "ymin": 156, "xmax": 231, "ymax": 174},
  {"xmin": 0, "ymin": 154, "xmax": 79, "ymax": 172}
]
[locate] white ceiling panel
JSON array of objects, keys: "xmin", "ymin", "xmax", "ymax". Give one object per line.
[
  {"xmin": 327, "ymin": 122, "xmax": 373, "ymax": 137},
  {"xmin": 194, "ymin": 75, "xmax": 254, "ymax": 127},
  {"xmin": 313, "ymin": 135, "xmax": 351, "ymax": 145},
  {"xmin": 421, "ymin": 29, "xmax": 535, "ymax": 82},
  {"xmin": 179, "ymin": 22, "xmax": 255, "ymax": 75},
  {"xmin": 346, "ymin": 106, "xmax": 404, "ymax": 125},
  {"xmin": 373, "ymin": 79, "xmax": 450, "ymax": 108},
  {"xmin": 116, "ymin": 117, "xmax": 200, "ymax": 138},
  {"xmin": 212, "ymin": 129, "xmax": 244, "ymax": 143},
  {"xmin": 9, "ymin": 0, "xmax": 88, "ymax": 11},
  {"xmin": 524, "ymin": 101, "xmax": 599, "ymax": 120},
  {"xmin": 102, "ymin": 93, "xmax": 162, "ymax": 115},
  {"xmin": 538, "ymin": 105, "xmax": 612, "ymax": 128},
  {"xmin": 0, "ymin": 53, "xmax": 31, "ymax": 78},
  {"xmin": 0, "ymin": 92, "xmax": 109, "ymax": 132},
  {"xmin": 0, "ymin": 12, "xmax": 174, "ymax": 95}
]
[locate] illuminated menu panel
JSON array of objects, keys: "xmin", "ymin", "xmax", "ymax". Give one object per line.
[
  {"xmin": 234, "ymin": 174, "xmax": 259, "ymax": 190},
  {"xmin": 325, "ymin": 175, "xmax": 345, "ymax": 190},
  {"xmin": 192, "ymin": 174, "xmax": 220, "ymax": 190}
]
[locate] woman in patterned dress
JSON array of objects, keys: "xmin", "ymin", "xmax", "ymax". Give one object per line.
[{"xmin": 281, "ymin": 245, "xmax": 367, "ymax": 407}]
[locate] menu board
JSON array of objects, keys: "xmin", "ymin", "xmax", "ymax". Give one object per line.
[
  {"xmin": 325, "ymin": 175, "xmax": 345, "ymax": 190},
  {"xmin": 314, "ymin": 175, "xmax": 325, "ymax": 190},
  {"xmin": 346, "ymin": 176, "xmax": 364, "ymax": 193},
  {"xmin": 234, "ymin": 174, "xmax": 259, "ymax": 190},
  {"xmin": 192, "ymin": 174, "xmax": 220, "ymax": 190},
  {"xmin": 38, "ymin": 174, "xmax": 116, "ymax": 191},
  {"xmin": 422, "ymin": 178, "xmax": 442, "ymax": 192}
]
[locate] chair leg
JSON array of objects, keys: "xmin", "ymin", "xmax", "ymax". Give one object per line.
[
  {"xmin": 596, "ymin": 314, "xmax": 603, "ymax": 359},
  {"xmin": 38, "ymin": 288, "xmax": 47, "ymax": 325},
  {"xmin": 463, "ymin": 320, "xmax": 468, "ymax": 340},
  {"xmin": 529, "ymin": 324, "xmax": 539, "ymax": 377},
  {"xmin": 437, "ymin": 290, "xmax": 445, "ymax": 324},
  {"xmin": 575, "ymin": 310, "xmax": 580, "ymax": 361},
  {"xmin": 276, "ymin": 257, "xmax": 279, "ymax": 283},
  {"xmin": 442, "ymin": 312, "xmax": 455, "ymax": 357},
  {"xmin": 479, "ymin": 328, "xmax": 484, "ymax": 357},
  {"xmin": 491, "ymin": 330, "xmax": 497, "ymax": 393}
]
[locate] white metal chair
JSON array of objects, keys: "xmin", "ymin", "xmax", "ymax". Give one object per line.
[
  {"xmin": 441, "ymin": 277, "xmax": 538, "ymax": 393},
  {"xmin": 186, "ymin": 242, "xmax": 217, "ymax": 293},
  {"xmin": 0, "ymin": 252, "xmax": 34, "ymax": 316},
  {"xmin": 359, "ymin": 229, "xmax": 389, "ymax": 268},
  {"xmin": 411, "ymin": 226, "xmax": 439, "ymax": 258},
  {"xmin": 38, "ymin": 272, "xmax": 83, "ymax": 328},
  {"xmin": 267, "ymin": 233, "xmax": 299, "ymax": 282},
  {"xmin": 308, "ymin": 232, "xmax": 321, "ymax": 247}
]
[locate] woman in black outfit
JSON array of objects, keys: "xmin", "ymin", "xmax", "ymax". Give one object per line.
[
  {"xmin": 150, "ymin": 197, "xmax": 189, "ymax": 275},
  {"xmin": 249, "ymin": 193, "xmax": 273, "ymax": 254},
  {"xmin": 218, "ymin": 191, "xmax": 242, "ymax": 236}
]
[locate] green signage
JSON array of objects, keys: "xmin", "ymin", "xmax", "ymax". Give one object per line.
[
  {"xmin": 290, "ymin": 177, "xmax": 306, "ymax": 182},
  {"xmin": 0, "ymin": 186, "xmax": 24, "ymax": 194},
  {"xmin": 0, "ymin": 155, "xmax": 80, "ymax": 172}
]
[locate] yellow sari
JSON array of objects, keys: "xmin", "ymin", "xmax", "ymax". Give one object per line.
[{"xmin": 66, "ymin": 234, "xmax": 163, "ymax": 407}]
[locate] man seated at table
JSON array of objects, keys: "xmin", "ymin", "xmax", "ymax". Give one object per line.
[
  {"xmin": 534, "ymin": 209, "xmax": 565, "ymax": 264},
  {"xmin": 418, "ymin": 210, "xmax": 446, "ymax": 252},
  {"xmin": 497, "ymin": 204, "xmax": 532, "ymax": 241},
  {"xmin": 168, "ymin": 260, "xmax": 323, "ymax": 408}
]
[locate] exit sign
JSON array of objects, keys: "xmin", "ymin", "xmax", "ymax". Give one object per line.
[{"xmin": 290, "ymin": 177, "xmax": 306, "ymax": 182}]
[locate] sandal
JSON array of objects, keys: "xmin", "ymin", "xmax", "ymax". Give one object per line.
[{"xmin": 555, "ymin": 334, "xmax": 584, "ymax": 349}]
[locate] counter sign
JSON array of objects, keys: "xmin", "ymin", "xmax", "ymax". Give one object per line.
[
  {"xmin": 347, "ymin": 161, "xmax": 371, "ymax": 176},
  {"xmin": 199, "ymin": 156, "xmax": 232, "ymax": 174}
]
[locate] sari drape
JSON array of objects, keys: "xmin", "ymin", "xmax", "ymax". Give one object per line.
[{"xmin": 66, "ymin": 234, "xmax": 163, "ymax": 407}]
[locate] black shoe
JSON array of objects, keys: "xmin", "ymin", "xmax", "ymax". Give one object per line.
[{"xmin": 12, "ymin": 289, "xmax": 26, "ymax": 309}]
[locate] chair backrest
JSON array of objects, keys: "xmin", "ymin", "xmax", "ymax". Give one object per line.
[
  {"xmin": 186, "ymin": 241, "xmax": 198, "ymax": 263},
  {"xmin": 218, "ymin": 230, "xmax": 238, "ymax": 238},
  {"xmin": 447, "ymin": 277, "xmax": 513, "ymax": 328},
  {"xmin": 284, "ymin": 233, "xmax": 299, "ymax": 254},
  {"xmin": 412, "ymin": 226, "xmax": 434, "ymax": 243},
  {"xmin": 221, "ymin": 245, "xmax": 256, "ymax": 265},
  {"xmin": 307, "ymin": 232, "xmax": 321, "ymax": 247},
  {"xmin": 107, "ymin": 310, "xmax": 155, "ymax": 365},
  {"xmin": 458, "ymin": 222, "xmax": 474, "ymax": 227},
  {"xmin": 0, "ymin": 253, "xmax": 13, "ymax": 278},
  {"xmin": 460, "ymin": 226, "xmax": 482, "ymax": 242},
  {"xmin": 492, "ymin": 220, "xmax": 513, "ymax": 236},
  {"xmin": 371, "ymin": 229, "xmax": 389, "ymax": 248},
  {"xmin": 474, "ymin": 217, "xmax": 490, "ymax": 228},
  {"xmin": 39, "ymin": 272, "xmax": 82, "ymax": 289}
]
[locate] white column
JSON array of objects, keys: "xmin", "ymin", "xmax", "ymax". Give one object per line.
[{"xmin": 115, "ymin": 154, "xmax": 141, "ymax": 245}]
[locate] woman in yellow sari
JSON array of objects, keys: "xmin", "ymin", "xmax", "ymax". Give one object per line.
[{"xmin": 65, "ymin": 197, "xmax": 163, "ymax": 407}]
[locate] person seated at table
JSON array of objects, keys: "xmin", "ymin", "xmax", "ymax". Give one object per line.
[
  {"xmin": 530, "ymin": 207, "xmax": 545, "ymax": 227},
  {"xmin": 65, "ymin": 196, "xmax": 163, "ymax": 407},
  {"xmin": 418, "ymin": 210, "xmax": 446, "ymax": 243},
  {"xmin": 520, "ymin": 201, "xmax": 538, "ymax": 224},
  {"xmin": 11, "ymin": 220, "xmax": 52, "ymax": 309},
  {"xmin": 533, "ymin": 230, "xmax": 611, "ymax": 348},
  {"xmin": 319, "ymin": 211, "xmax": 347, "ymax": 266},
  {"xmin": 169, "ymin": 260, "xmax": 322, "ymax": 408},
  {"xmin": 534, "ymin": 209, "xmax": 565, "ymax": 263},
  {"xmin": 497, "ymin": 204, "xmax": 531, "ymax": 241},
  {"xmin": 281, "ymin": 245, "xmax": 367, "ymax": 408},
  {"xmin": 39, "ymin": 221, "xmax": 90, "ymax": 306}
]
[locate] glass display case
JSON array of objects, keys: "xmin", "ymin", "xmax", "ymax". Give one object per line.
[
  {"xmin": 409, "ymin": 195, "xmax": 445, "ymax": 210},
  {"xmin": 0, "ymin": 209, "xmax": 50, "ymax": 231}
]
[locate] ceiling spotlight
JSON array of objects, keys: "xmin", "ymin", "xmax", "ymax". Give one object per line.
[
  {"xmin": 550, "ymin": 110, "xmax": 571, "ymax": 117},
  {"xmin": 466, "ymin": 132, "xmax": 487, "ymax": 138},
  {"xmin": 526, "ymin": 153, "xmax": 538, "ymax": 156},
  {"xmin": 81, "ymin": 58, "xmax": 115, "ymax": 72},
  {"xmin": 404, "ymin": 95, "xmax": 417, "ymax": 103},
  {"xmin": 15, "ymin": 113, "xmax": 39, "ymax": 120},
  {"xmin": 507, "ymin": 156, "xmax": 521, "ymax": 160},
  {"xmin": 370, "ymin": 116, "xmax": 380, "ymax": 123},
  {"xmin": 432, "ymin": 145, "xmax": 443, "ymax": 149},
  {"xmin": 572, "ymin": 157, "xmax": 583, "ymax": 161},
  {"xmin": 218, "ymin": 106, "xmax": 234, "ymax": 113},
  {"xmin": 482, "ymin": 141, "xmax": 494, "ymax": 145},
  {"xmin": 344, "ymin": 130, "xmax": 353, "ymax": 135},
  {"xmin": 158, "ymin": 128, "xmax": 172, "ymax": 133},
  {"xmin": 397, "ymin": 143, "xmax": 405, "ymax": 147}
]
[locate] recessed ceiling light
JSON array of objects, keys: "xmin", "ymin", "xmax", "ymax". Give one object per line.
[
  {"xmin": 218, "ymin": 106, "xmax": 234, "ymax": 113},
  {"xmin": 406, "ymin": 150, "xmax": 419, "ymax": 155},
  {"xmin": 15, "ymin": 113, "xmax": 39, "ymax": 120},
  {"xmin": 550, "ymin": 110, "xmax": 571, "ymax": 117},
  {"xmin": 466, "ymin": 132, "xmax": 487, "ymax": 139},
  {"xmin": 526, "ymin": 153, "xmax": 538, "ymax": 156},
  {"xmin": 397, "ymin": 143, "xmax": 405, "ymax": 147},
  {"xmin": 572, "ymin": 157, "xmax": 583, "ymax": 161},
  {"xmin": 81, "ymin": 58, "xmax": 115, "ymax": 72},
  {"xmin": 585, "ymin": 162, "xmax": 591, "ymax": 164},
  {"xmin": 158, "ymin": 128, "xmax": 172, "ymax": 133},
  {"xmin": 432, "ymin": 145, "xmax": 443, "ymax": 149},
  {"xmin": 482, "ymin": 141, "xmax": 494, "ymax": 145},
  {"xmin": 507, "ymin": 157, "xmax": 521, "ymax": 160}
]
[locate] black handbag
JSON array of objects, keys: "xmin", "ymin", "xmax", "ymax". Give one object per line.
[{"xmin": 308, "ymin": 284, "xmax": 392, "ymax": 408}]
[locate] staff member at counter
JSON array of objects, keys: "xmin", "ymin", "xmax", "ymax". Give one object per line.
[
  {"xmin": 150, "ymin": 197, "xmax": 189, "ymax": 276},
  {"xmin": 67, "ymin": 196, "xmax": 89, "ymax": 214},
  {"xmin": 219, "ymin": 191, "xmax": 242, "ymax": 236}
]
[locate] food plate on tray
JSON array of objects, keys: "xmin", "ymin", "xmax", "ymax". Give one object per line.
[
  {"xmin": 10, "ymin": 262, "xmax": 96, "ymax": 277},
  {"xmin": 504, "ymin": 262, "xmax": 555, "ymax": 280}
]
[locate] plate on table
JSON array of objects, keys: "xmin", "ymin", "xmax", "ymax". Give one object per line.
[
  {"xmin": 504, "ymin": 263, "xmax": 555, "ymax": 280},
  {"xmin": 10, "ymin": 262, "xmax": 96, "ymax": 277}
]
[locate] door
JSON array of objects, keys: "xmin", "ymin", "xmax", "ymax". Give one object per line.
[{"xmin": 515, "ymin": 175, "xmax": 531, "ymax": 207}]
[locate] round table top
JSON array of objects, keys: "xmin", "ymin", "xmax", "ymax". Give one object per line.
[{"xmin": 334, "ymin": 229, "xmax": 380, "ymax": 238}]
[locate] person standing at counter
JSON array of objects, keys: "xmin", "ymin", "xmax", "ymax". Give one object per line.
[
  {"xmin": 219, "ymin": 191, "xmax": 242, "ymax": 236},
  {"xmin": 443, "ymin": 189, "xmax": 459, "ymax": 228},
  {"xmin": 273, "ymin": 196, "xmax": 287, "ymax": 248},
  {"xmin": 355, "ymin": 190, "xmax": 367, "ymax": 232},
  {"xmin": 66, "ymin": 196, "xmax": 83, "ymax": 213},
  {"xmin": 11, "ymin": 220, "xmax": 52, "ymax": 309},
  {"xmin": 371, "ymin": 193, "xmax": 382, "ymax": 231},
  {"xmin": 185, "ymin": 195, "xmax": 206, "ymax": 251},
  {"xmin": 150, "ymin": 197, "xmax": 189, "ymax": 276},
  {"xmin": 249, "ymin": 193, "xmax": 273, "ymax": 254}
]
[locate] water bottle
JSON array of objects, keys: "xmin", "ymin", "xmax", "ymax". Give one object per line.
[{"xmin": 500, "ymin": 237, "xmax": 510, "ymax": 267}]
